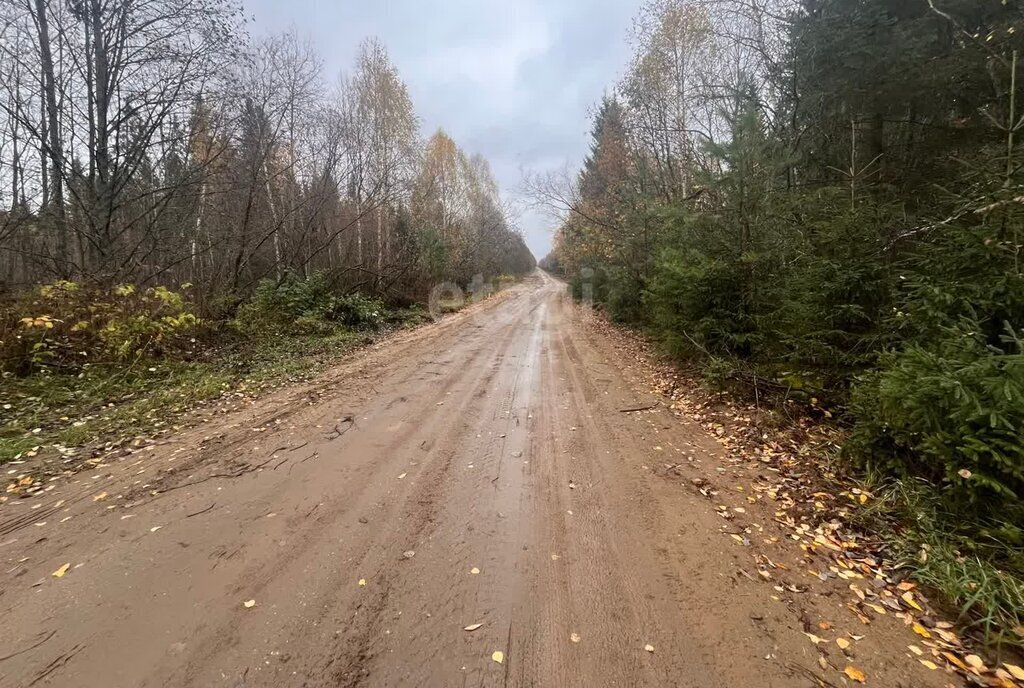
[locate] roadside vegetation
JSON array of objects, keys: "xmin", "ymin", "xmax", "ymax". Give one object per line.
[
  {"xmin": 537, "ymin": 0, "xmax": 1024, "ymax": 652},
  {"xmin": 0, "ymin": 276, "xmax": 412, "ymax": 465},
  {"xmin": 0, "ymin": 1, "xmax": 534, "ymax": 463},
  {"xmin": 0, "ymin": 270, "xmax": 523, "ymax": 466}
]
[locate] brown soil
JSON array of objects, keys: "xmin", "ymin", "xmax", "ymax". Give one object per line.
[{"xmin": 0, "ymin": 272, "xmax": 955, "ymax": 687}]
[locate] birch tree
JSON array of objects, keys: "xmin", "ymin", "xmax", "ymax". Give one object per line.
[{"xmin": 352, "ymin": 39, "xmax": 419, "ymax": 281}]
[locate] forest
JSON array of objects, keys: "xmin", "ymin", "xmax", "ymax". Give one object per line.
[
  {"xmin": 0, "ymin": 0, "xmax": 535, "ymax": 322},
  {"xmin": 0, "ymin": 2, "xmax": 534, "ymax": 299},
  {"xmin": 539, "ymin": 0, "xmax": 1024, "ymax": 645},
  {"xmin": 0, "ymin": 2, "xmax": 533, "ymax": 472}
]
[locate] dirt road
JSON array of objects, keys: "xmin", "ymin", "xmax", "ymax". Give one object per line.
[{"xmin": 1, "ymin": 272, "xmax": 949, "ymax": 687}]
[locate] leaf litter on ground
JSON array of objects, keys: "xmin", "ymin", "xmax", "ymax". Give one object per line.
[{"xmin": 588, "ymin": 313, "xmax": 1024, "ymax": 688}]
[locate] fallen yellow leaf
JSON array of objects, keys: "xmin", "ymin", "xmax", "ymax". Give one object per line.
[
  {"xmin": 464, "ymin": 623, "xmax": 483, "ymax": 632},
  {"xmin": 844, "ymin": 665, "xmax": 866, "ymax": 683},
  {"xmin": 965, "ymin": 654, "xmax": 986, "ymax": 671},
  {"xmin": 492, "ymin": 650, "xmax": 504, "ymax": 664},
  {"xmin": 644, "ymin": 644, "xmax": 655, "ymax": 653},
  {"xmin": 942, "ymin": 652, "xmax": 968, "ymax": 671},
  {"xmin": 52, "ymin": 563, "xmax": 70, "ymax": 578},
  {"xmin": 912, "ymin": 623, "xmax": 932, "ymax": 638},
  {"xmin": 93, "ymin": 491, "xmax": 108, "ymax": 502},
  {"xmin": 470, "ymin": 567, "xmax": 480, "ymax": 574},
  {"xmin": 358, "ymin": 579, "xmax": 366, "ymax": 587},
  {"xmin": 243, "ymin": 599, "xmax": 256, "ymax": 608},
  {"xmin": 901, "ymin": 591, "xmax": 923, "ymax": 611},
  {"xmin": 836, "ymin": 638, "xmax": 851, "ymax": 650},
  {"xmin": 804, "ymin": 633, "xmax": 825, "ymax": 645},
  {"xmin": 919, "ymin": 659, "xmax": 938, "ymax": 670},
  {"xmin": 570, "ymin": 632, "xmax": 580, "ymax": 643},
  {"xmin": 1004, "ymin": 664, "xmax": 1024, "ymax": 681}
]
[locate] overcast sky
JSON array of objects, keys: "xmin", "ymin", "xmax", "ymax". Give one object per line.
[{"xmin": 248, "ymin": 0, "xmax": 643, "ymax": 259}]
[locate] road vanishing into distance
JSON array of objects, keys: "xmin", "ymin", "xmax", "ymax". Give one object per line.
[{"xmin": 1, "ymin": 272, "xmax": 947, "ymax": 687}]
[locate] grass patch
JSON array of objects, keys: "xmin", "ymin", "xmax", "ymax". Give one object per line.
[
  {"xmin": 850, "ymin": 474, "xmax": 1024, "ymax": 652},
  {"xmin": 0, "ymin": 274, "xmax": 440, "ymax": 466},
  {"xmin": 0, "ymin": 320, "xmax": 421, "ymax": 464}
]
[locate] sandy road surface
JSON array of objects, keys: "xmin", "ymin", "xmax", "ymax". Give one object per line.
[{"xmin": 1, "ymin": 272, "xmax": 949, "ymax": 687}]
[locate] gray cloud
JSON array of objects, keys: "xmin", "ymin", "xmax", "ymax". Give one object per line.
[{"xmin": 248, "ymin": 0, "xmax": 642, "ymax": 258}]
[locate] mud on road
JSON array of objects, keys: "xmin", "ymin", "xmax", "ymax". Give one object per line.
[{"xmin": 1, "ymin": 272, "xmax": 951, "ymax": 687}]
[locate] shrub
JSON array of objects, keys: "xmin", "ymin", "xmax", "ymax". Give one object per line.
[
  {"xmin": 331, "ymin": 293, "xmax": 385, "ymax": 329},
  {"xmin": 846, "ymin": 212, "xmax": 1024, "ymax": 527},
  {"xmin": 567, "ymin": 265, "xmax": 608, "ymax": 305},
  {"xmin": 236, "ymin": 273, "xmax": 386, "ymax": 332},
  {"xmin": 603, "ymin": 266, "xmax": 646, "ymax": 324},
  {"xmin": 239, "ymin": 273, "xmax": 337, "ymax": 328},
  {"xmin": 849, "ymin": 325, "xmax": 1024, "ymax": 527},
  {"xmin": 646, "ymin": 247, "xmax": 759, "ymax": 360},
  {"xmin": 1, "ymin": 281, "xmax": 201, "ymax": 374}
]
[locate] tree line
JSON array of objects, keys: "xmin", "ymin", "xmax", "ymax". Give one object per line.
[
  {"xmin": 541, "ymin": 0, "xmax": 1024, "ymax": 541},
  {"xmin": 0, "ymin": 0, "xmax": 534, "ymax": 309}
]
